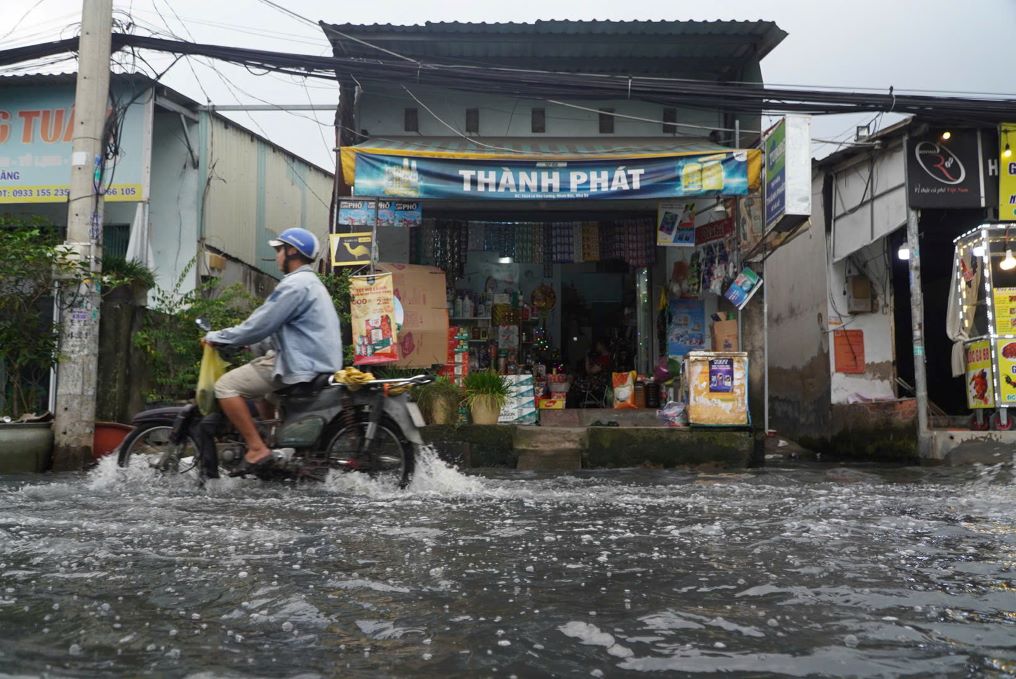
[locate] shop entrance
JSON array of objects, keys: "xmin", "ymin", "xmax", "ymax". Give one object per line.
[{"xmin": 410, "ymin": 214, "xmax": 656, "ymax": 408}]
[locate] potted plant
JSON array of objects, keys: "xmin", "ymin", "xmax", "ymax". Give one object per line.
[
  {"xmin": 0, "ymin": 216, "xmax": 87, "ymax": 471},
  {"xmin": 463, "ymin": 370, "xmax": 509, "ymax": 425},
  {"xmin": 414, "ymin": 376, "xmax": 462, "ymax": 425}
]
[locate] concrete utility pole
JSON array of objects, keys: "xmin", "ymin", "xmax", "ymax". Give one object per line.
[
  {"xmin": 51, "ymin": 0, "xmax": 114, "ymax": 470},
  {"xmin": 906, "ymin": 205, "xmax": 932, "ymax": 457}
]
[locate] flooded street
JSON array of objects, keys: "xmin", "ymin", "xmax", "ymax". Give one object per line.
[{"xmin": 1, "ymin": 452, "xmax": 1015, "ymax": 677}]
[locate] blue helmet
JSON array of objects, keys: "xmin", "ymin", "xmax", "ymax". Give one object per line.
[{"xmin": 268, "ymin": 227, "xmax": 321, "ymax": 260}]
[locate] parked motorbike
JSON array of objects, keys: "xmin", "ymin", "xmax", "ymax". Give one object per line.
[{"xmin": 117, "ymin": 320, "xmax": 433, "ymax": 488}]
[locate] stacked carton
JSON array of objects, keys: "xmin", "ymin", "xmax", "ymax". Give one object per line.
[{"xmin": 437, "ymin": 326, "xmax": 470, "ymax": 386}]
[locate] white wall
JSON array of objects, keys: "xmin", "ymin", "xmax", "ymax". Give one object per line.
[
  {"xmin": 148, "ymin": 111, "xmax": 200, "ymax": 296},
  {"xmin": 827, "ymin": 237, "xmax": 897, "ymax": 404}
]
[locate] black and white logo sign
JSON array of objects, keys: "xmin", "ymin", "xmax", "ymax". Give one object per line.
[{"xmin": 907, "ymin": 130, "xmax": 985, "ymax": 209}]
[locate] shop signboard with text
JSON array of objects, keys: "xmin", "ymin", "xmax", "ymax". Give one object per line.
[
  {"xmin": 964, "ymin": 339, "xmax": 994, "ymax": 409},
  {"xmin": 353, "ymin": 150, "xmax": 760, "ymax": 201},
  {"xmin": 0, "ymin": 83, "xmax": 150, "ymax": 203},
  {"xmin": 764, "ymin": 115, "xmax": 812, "ymax": 231},
  {"xmin": 907, "ymin": 129, "xmax": 990, "ymax": 209},
  {"xmin": 1001, "ymin": 123, "xmax": 1016, "ymax": 221}
]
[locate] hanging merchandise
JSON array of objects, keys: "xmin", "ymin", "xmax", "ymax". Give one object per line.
[
  {"xmin": 532, "ymin": 223, "xmax": 545, "ymax": 265},
  {"xmin": 467, "ymin": 222, "xmax": 485, "ymax": 252},
  {"xmin": 582, "ymin": 222, "xmax": 600, "ymax": 261},
  {"xmin": 552, "ymin": 223, "xmax": 575, "ymax": 263},
  {"xmin": 686, "ymin": 250, "xmax": 702, "ymax": 298}
]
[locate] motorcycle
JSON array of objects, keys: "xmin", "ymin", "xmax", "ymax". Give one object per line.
[{"xmin": 117, "ymin": 320, "xmax": 434, "ymax": 488}]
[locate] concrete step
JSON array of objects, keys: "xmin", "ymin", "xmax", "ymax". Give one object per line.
[
  {"xmin": 514, "ymin": 426, "xmax": 587, "ymax": 451},
  {"xmin": 517, "ymin": 448, "xmax": 583, "ymax": 471}
]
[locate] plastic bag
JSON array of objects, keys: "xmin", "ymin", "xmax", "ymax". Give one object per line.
[
  {"xmin": 612, "ymin": 371, "xmax": 637, "ymax": 409},
  {"xmin": 196, "ymin": 343, "xmax": 229, "ymax": 415},
  {"xmin": 657, "ymin": 401, "xmax": 687, "ymax": 427}
]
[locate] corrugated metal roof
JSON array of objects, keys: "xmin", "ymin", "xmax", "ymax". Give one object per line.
[{"xmin": 322, "ymin": 20, "xmax": 786, "ymax": 78}]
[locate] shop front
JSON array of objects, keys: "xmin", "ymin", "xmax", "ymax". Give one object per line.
[{"xmin": 335, "ymin": 139, "xmax": 770, "ymax": 432}]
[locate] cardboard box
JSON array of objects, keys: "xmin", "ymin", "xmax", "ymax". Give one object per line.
[
  {"xmin": 377, "ymin": 263, "xmax": 449, "ymax": 368},
  {"xmin": 538, "ymin": 398, "xmax": 566, "ymax": 410},
  {"xmin": 711, "ymin": 319, "xmax": 739, "ymax": 352}
]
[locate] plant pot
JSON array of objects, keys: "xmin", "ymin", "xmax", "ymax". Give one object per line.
[
  {"xmin": 469, "ymin": 398, "xmax": 502, "ymax": 425},
  {"xmin": 93, "ymin": 421, "xmax": 134, "ymax": 460},
  {"xmin": 429, "ymin": 398, "xmax": 454, "ymax": 425},
  {"xmin": 0, "ymin": 422, "xmax": 53, "ymax": 473}
]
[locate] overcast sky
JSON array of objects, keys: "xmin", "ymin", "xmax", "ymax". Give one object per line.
[{"xmin": 3, "ymin": 0, "xmax": 1014, "ymax": 172}]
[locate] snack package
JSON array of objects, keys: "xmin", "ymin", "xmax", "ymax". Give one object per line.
[{"xmin": 612, "ymin": 371, "xmax": 637, "ymax": 409}]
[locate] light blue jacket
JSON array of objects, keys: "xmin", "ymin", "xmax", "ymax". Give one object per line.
[{"xmin": 204, "ymin": 265, "xmax": 343, "ymax": 384}]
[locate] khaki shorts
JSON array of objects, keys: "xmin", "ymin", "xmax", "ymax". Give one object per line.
[{"xmin": 214, "ymin": 355, "xmax": 280, "ymax": 403}]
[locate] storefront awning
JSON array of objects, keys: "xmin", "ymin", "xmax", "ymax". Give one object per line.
[{"xmin": 341, "ymin": 137, "xmax": 762, "ymax": 201}]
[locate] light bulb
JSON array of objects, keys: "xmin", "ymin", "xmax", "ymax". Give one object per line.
[
  {"xmin": 1001, "ymin": 249, "xmax": 1016, "ymax": 271},
  {"xmin": 941, "ymin": 130, "xmax": 952, "ymax": 141},
  {"xmin": 1005, "ymin": 143, "xmax": 1013, "ymax": 159},
  {"xmin": 897, "ymin": 244, "xmax": 910, "ymax": 261},
  {"xmin": 973, "ymin": 245, "xmax": 985, "ymax": 257}
]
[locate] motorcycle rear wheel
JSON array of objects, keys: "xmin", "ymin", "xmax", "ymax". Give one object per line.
[
  {"xmin": 324, "ymin": 417, "xmax": 414, "ymax": 488},
  {"xmin": 116, "ymin": 423, "xmax": 202, "ymax": 477}
]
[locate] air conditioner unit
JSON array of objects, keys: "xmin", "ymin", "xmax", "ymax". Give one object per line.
[{"xmin": 847, "ymin": 274, "xmax": 874, "ymax": 313}]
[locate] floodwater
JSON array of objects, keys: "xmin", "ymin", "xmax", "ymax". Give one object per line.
[{"xmin": 1, "ymin": 453, "xmax": 1015, "ymax": 678}]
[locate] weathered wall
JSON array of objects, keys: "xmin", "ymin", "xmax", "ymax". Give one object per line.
[
  {"xmin": 149, "ymin": 111, "xmax": 200, "ymax": 296},
  {"xmin": 765, "ymin": 175, "xmax": 831, "ymax": 438},
  {"xmin": 827, "ymin": 238, "xmax": 897, "ymax": 404}
]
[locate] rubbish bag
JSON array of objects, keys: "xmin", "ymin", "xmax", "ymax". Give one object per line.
[{"xmin": 196, "ymin": 344, "xmax": 229, "ymax": 415}]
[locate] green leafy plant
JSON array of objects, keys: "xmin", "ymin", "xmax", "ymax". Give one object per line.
[
  {"xmin": 414, "ymin": 376, "xmax": 463, "ymax": 423},
  {"xmin": 133, "ymin": 259, "xmax": 258, "ymax": 403},
  {"xmin": 0, "ymin": 215, "xmax": 89, "ymax": 417},
  {"xmin": 321, "ymin": 270, "xmax": 354, "ymax": 365},
  {"xmin": 463, "ymin": 370, "xmax": 509, "ymax": 411},
  {"xmin": 100, "ymin": 255, "xmax": 156, "ymax": 293}
]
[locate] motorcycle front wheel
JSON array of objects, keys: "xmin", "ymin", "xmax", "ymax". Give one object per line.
[
  {"xmin": 116, "ymin": 423, "xmax": 201, "ymax": 476},
  {"xmin": 324, "ymin": 417, "xmax": 414, "ymax": 488}
]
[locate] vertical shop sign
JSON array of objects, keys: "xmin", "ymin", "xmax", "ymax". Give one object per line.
[
  {"xmin": 764, "ymin": 115, "xmax": 812, "ymax": 231},
  {"xmin": 995, "ymin": 338, "xmax": 1016, "ymax": 403},
  {"xmin": 656, "ymin": 201, "xmax": 696, "ymax": 246},
  {"xmin": 965, "ymin": 339, "xmax": 994, "ymax": 409},
  {"xmin": 907, "ymin": 130, "xmax": 986, "ymax": 208},
  {"xmin": 1000, "ymin": 123, "xmax": 1016, "ymax": 221},
  {"xmin": 350, "ymin": 272, "xmax": 399, "ymax": 365}
]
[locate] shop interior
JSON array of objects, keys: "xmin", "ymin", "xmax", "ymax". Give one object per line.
[{"xmin": 407, "ymin": 199, "xmax": 745, "ymax": 413}]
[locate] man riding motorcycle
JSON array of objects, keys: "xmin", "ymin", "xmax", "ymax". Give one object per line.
[{"xmin": 202, "ymin": 227, "xmax": 343, "ymax": 475}]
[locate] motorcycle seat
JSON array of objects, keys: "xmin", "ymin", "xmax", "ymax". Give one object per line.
[{"xmin": 276, "ymin": 373, "xmax": 333, "ymax": 397}]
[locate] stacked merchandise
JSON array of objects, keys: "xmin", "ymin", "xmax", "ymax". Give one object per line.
[{"xmin": 437, "ymin": 326, "xmax": 470, "ymax": 387}]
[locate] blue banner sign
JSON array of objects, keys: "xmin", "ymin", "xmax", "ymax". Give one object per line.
[
  {"xmin": 353, "ymin": 151, "xmax": 754, "ymax": 201},
  {"xmin": 0, "ymin": 83, "xmax": 149, "ymax": 203}
]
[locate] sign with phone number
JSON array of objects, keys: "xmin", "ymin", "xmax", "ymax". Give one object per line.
[{"xmin": 0, "ymin": 184, "xmax": 143, "ymax": 203}]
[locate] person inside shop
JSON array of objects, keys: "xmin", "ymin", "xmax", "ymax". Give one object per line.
[
  {"xmin": 570, "ymin": 338, "xmax": 612, "ymax": 408},
  {"xmin": 202, "ymin": 227, "xmax": 343, "ymax": 477},
  {"xmin": 585, "ymin": 338, "xmax": 612, "ymax": 376}
]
